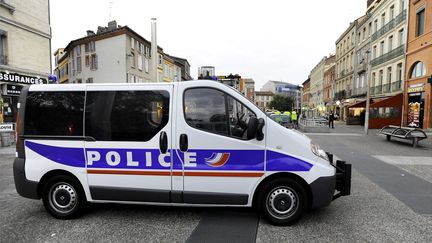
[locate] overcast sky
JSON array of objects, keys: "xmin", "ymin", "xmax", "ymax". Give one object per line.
[{"xmin": 51, "ymin": 0, "xmax": 366, "ymax": 89}]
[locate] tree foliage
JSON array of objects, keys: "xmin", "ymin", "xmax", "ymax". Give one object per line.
[{"xmin": 267, "ymin": 94, "xmax": 293, "ymax": 111}]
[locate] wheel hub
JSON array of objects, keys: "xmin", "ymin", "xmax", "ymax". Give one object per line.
[
  {"xmin": 50, "ymin": 183, "xmax": 77, "ymax": 213},
  {"xmin": 267, "ymin": 187, "xmax": 298, "ymax": 219}
]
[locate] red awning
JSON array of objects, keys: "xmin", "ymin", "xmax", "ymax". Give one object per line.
[
  {"xmin": 370, "ymin": 93, "xmax": 403, "ymax": 108},
  {"xmin": 348, "ymin": 100, "xmax": 366, "ymax": 108}
]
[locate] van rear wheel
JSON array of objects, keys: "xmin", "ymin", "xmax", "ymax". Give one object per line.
[
  {"xmin": 259, "ymin": 178, "xmax": 307, "ymax": 225},
  {"xmin": 42, "ymin": 175, "xmax": 85, "ymax": 219}
]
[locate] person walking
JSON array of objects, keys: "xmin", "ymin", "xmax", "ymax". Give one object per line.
[{"xmin": 329, "ymin": 110, "xmax": 335, "ymax": 129}]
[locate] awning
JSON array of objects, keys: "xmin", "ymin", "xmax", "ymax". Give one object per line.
[
  {"xmin": 348, "ymin": 100, "xmax": 366, "ymax": 108},
  {"xmin": 370, "ymin": 93, "xmax": 403, "ymax": 108}
]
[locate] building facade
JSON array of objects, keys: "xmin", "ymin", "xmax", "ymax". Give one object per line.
[
  {"xmin": 59, "ymin": 21, "xmax": 190, "ymax": 84},
  {"xmin": 309, "ymin": 57, "xmax": 327, "ymax": 114},
  {"xmin": 198, "ymin": 66, "xmax": 215, "ymax": 79},
  {"xmin": 243, "ymin": 78, "xmax": 255, "ymax": 102},
  {"xmin": 403, "ymin": 0, "xmax": 432, "ymax": 129},
  {"xmin": 0, "ymin": 0, "xmax": 50, "ymax": 125},
  {"xmin": 335, "ymin": 21, "xmax": 357, "ymax": 120},
  {"xmin": 255, "ymin": 91, "xmax": 274, "ymax": 111},
  {"xmin": 323, "ymin": 55, "xmax": 336, "ymax": 113},
  {"xmin": 367, "ymin": 0, "xmax": 408, "ymax": 128},
  {"xmin": 261, "ymin": 80, "xmax": 302, "ymax": 111},
  {"xmin": 302, "ymin": 78, "xmax": 311, "ymax": 109},
  {"xmin": 54, "ymin": 48, "xmax": 69, "ymax": 83}
]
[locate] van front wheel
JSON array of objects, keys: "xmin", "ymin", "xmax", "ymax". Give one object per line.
[
  {"xmin": 259, "ymin": 178, "xmax": 307, "ymax": 225},
  {"xmin": 42, "ymin": 175, "xmax": 85, "ymax": 219}
]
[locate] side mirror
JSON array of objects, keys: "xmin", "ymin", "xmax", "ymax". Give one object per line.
[{"xmin": 247, "ymin": 117, "xmax": 258, "ymax": 140}]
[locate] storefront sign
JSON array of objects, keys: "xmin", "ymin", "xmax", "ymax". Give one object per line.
[
  {"xmin": 0, "ymin": 123, "xmax": 14, "ymax": 132},
  {"xmin": 407, "ymin": 84, "xmax": 424, "ymax": 93},
  {"xmin": 5, "ymin": 84, "xmax": 23, "ymax": 95},
  {"xmin": 0, "ymin": 72, "xmax": 47, "ymax": 85}
]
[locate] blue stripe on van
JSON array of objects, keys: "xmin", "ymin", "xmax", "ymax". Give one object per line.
[{"xmin": 24, "ymin": 141, "xmax": 312, "ymax": 172}]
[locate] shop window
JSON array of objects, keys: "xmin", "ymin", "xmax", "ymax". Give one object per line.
[
  {"xmin": 369, "ymin": 107, "xmax": 401, "ymax": 118},
  {"xmin": 85, "ymin": 90, "xmax": 169, "ymax": 141},
  {"xmin": 24, "ymin": 92, "xmax": 85, "ymax": 136},
  {"xmin": 410, "ymin": 61, "xmax": 426, "ymax": 78}
]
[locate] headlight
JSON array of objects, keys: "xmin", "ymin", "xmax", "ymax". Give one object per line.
[{"xmin": 310, "ymin": 141, "xmax": 329, "ymax": 161}]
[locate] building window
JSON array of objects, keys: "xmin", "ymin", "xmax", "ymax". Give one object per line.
[
  {"xmin": 0, "ymin": 30, "xmax": 7, "ymax": 65},
  {"xmin": 131, "ymin": 37, "xmax": 135, "ymax": 49},
  {"xmin": 77, "ymin": 57, "xmax": 82, "ymax": 73},
  {"xmin": 368, "ymin": 22, "xmax": 372, "ymax": 36},
  {"xmin": 416, "ymin": 8, "xmax": 425, "ymax": 36},
  {"xmin": 158, "ymin": 54, "xmax": 163, "ymax": 65},
  {"xmin": 85, "ymin": 55, "xmax": 90, "ymax": 67},
  {"xmin": 380, "ymin": 41, "xmax": 384, "ymax": 55},
  {"xmin": 398, "ymin": 29, "xmax": 404, "ymax": 46},
  {"xmin": 130, "ymin": 52, "xmax": 135, "ymax": 68},
  {"xmin": 387, "ymin": 67, "xmax": 392, "ymax": 84},
  {"xmin": 396, "ymin": 63, "xmax": 403, "ymax": 81},
  {"xmin": 76, "ymin": 45, "xmax": 81, "ymax": 56},
  {"xmin": 138, "ymin": 54, "xmax": 143, "ymax": 70},
  {"xmin": 373, "ymin": 45, "xmax": 377, "ymax": 58},
  {"xmin": 410, "ymin": 61, "xmax": 426, "ymax": 78},
  {"xmin": 145, "ymin": 58, "xmax": 149, "ymax": 73},
  {"xmin": 388, "ymin": 35, "xmax": 393, "ymax": 51},
  {"xmin": 84, "ymin": 41, "xmax": 95, "ymax": 52},
  {"xmin": 400, "ymin": 0, "xmax": 405, "ymax": 12},
  {"xmin": 372, "ymin": 72, "xmax": 376, "ymax": 86},
  {"xmin": 90, "ymin": 54, "xmax": 97, "ymax": 70},
  {"xmin": 390, "ymin": 5, "xmax": 395, "ymax": 19},
  {"xmin": 379, "ymin": 70, "xmax": 383, "ymax": 85},
  {"xmin": 381, "ymin": 13, "xmax": 386, "ymax": 28},
  {"xmin": 169, "ymin": 67, "xmax": 173, "ymax": 80}
]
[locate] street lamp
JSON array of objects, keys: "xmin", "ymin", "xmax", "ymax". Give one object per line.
[{"xmin": 364, "ymin": 49, "xmax": 372, "ymax": 135}]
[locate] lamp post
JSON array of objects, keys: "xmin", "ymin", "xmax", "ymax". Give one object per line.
[{"xmin": 364, "ymin": 49, "xmax": 372, "ymax": 135}]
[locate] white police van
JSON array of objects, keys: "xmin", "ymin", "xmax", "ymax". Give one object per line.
[{"xmin": 13, "ymin": 80, "xmax": 351, "ymax": 225}]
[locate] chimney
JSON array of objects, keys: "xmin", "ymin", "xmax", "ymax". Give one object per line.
[
  {"xmin": 108, "ymin": 20, "xmax": 117, "ymax": 30},
  {"xmin": 86, "ymin": 30, "xmax": 95, "ymax": 36}
]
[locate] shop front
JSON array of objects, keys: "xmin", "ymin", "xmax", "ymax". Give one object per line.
[
  {"xmin": 0, "ymin": 71, "xmax": 47, "ymax": 145},
  {"xmin": 368, "ymin": 93, "xmax": 403, "ymax": 129},
  {"xmin": 347, "ymin": 100, "xmax": 366, "ymax": 125},
  {"xmin": 406, "ymin": 84, "xmax": 427, "ymax": 129}
]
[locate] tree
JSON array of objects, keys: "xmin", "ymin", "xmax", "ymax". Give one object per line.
[{"xmin": 267, "ymin": 94, "xmax": 293, "ymax": 111}]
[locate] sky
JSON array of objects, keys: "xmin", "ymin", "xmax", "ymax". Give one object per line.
[{"xmin": 50, "ymin": 0, "xmax": 367, "ymax": 89}]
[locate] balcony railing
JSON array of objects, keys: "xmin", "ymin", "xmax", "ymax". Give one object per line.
[
  {"xmin": 374, "ymin": 85, "xmax": 382, "ymax": 95},
  {"xmin": 382, "ymin": 83, "xmax": 391, "ymax": 93},
  {"xmin": 371, "ymin": 10, "xmax": 406, "ymax": 42},
  {"xmin": 391, "ymin": 80, "xmax": 402, "ymax": 92},
  {"xmin": 372, "ymin": 19, "xmax": 395, "ymax": 41},
  {"xmin": 371, "ymin": 45, "xmax": 404, "ymax": 67},
  {"xmin": 334, "ymin": 90, "xmax": 346, "ymax": 100},
  {"xmin": 0, "ymin": 55, "xmax": 7, "ymax": 65},
  {"xmin": 395, "ymin": 9, "xmax": 407, "ymax": 26},
  {"xmin": 357, "ymin": 62, "xmax": 367, "ymax": 73}
]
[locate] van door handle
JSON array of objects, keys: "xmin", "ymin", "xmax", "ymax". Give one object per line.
[
  {"xmin": 179, "ymin": 134, "xmax": 188, "ymax": 152},
  {"xmin": 159, "ymin": 131, "xmax": 168, "ymax": 154}
]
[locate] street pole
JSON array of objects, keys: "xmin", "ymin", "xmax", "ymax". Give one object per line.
[
  {"xmin": 364, "ymin": 50, "xmax": 372, "ymax": 135},
  {"xmin": 151, "ymin": 18, "xmax": 158, "ymax": 82}
]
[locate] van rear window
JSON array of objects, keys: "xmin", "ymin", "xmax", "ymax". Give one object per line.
[{"xmin": 24, "ymin": 91, "xmax": 85, "ymax": 136}]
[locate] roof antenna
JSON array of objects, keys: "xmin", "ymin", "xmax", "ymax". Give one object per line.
[{"xmin": 109, "ymin": 1, "xmax": 113, "ymax": 20}]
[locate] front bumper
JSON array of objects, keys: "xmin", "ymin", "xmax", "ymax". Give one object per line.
[{"xmin": 309, "ymin": 154, "xmax": 352, "ymax": 209}]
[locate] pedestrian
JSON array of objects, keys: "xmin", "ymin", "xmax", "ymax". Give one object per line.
[
  {"xmin": 291, "ymin": 110, "xmax": 298, "ymax": 128},
  {"xmin": 329, "ymin": 110, "xmax": 335, "ymax": 129}
]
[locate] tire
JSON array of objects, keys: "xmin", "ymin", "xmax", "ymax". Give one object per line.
[
  {"xmin": 42, "ymin": 175, "xmax": 86, "ymax": 219},
  {"xmin": 258, "ymin": 178, "xmax": 307, "ymax": 226}
]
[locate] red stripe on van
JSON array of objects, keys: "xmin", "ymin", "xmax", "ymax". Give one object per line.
[{"xmin": 87, "ymin": 170, "xmax": 263, "ymax": 177}]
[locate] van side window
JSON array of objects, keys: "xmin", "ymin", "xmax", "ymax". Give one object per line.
[
  {"xmin": 24, "ymin": 92, "xmax": 85, "ymax": 136},
  {"xmin": 184, "ymin": 88, "xmax": 256, "ymax": 139},
  {"xmin": 85, "ymin": 90, "xmax": 169, "ymax": 141}
]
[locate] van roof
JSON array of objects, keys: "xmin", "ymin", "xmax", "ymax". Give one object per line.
[{"xmin": 28, "ymin": 80, "xmax": 223, "ymax": 92}]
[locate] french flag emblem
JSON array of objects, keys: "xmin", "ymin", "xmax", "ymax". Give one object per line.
[{"xmin": 205, "ymin": 152, "xmax": 230, "ymax": 167}]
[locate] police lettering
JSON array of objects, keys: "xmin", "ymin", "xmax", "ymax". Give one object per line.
[{"xmin": 86, "ymin": 150, "xmax": 197, "ymax": 168}]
